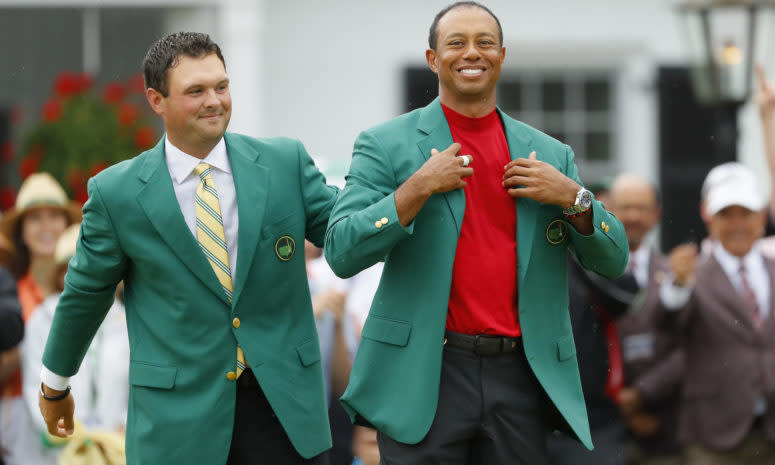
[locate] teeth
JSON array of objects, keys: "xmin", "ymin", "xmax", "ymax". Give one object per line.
[{"xmin": 461, "ymin": 69, "xmax": 482, "ymax": 75}]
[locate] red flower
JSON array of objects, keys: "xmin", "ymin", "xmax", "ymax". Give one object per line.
[
  {"xmin": 134, "ymin": 126, "xmax": 155, "ymax": 150},
  {"xmin": 42, "ymin": 98, "xmax": 62, "ymax": 122},
  {"xmin": 0, "ymin": 187, "xmax": 15, "ymax": 211},
  {"xmin": 75, "ymin": 73, "xmax": 93, "ymax": 93},
  {"xmin": 118, "ymin": 102, "xmax": 140, "ymax": 126},
  {"xmin": 73, "ymin": 185, "xmax": 89, "ymax": 205},
  {"xmin": 129, "ymin": 73, "xmax": 146, "ymax": 94},
  {"xmin": 18, "ymin": 154, "xmax": 41, "ymax": 179},
  {"xmin": 89, "ymin": 162, "xmax": 109, "ymax": 178},
  {"xmin": 0, "ymin": 142, "xmax": 14, "ymax": 162},
  {"xmin": 103, "ymin": 83, "xmax": 126, "ymax": 104},
  {"xmin": 54, "ymin": 72, "xmax": 79, "ymax": 98}
]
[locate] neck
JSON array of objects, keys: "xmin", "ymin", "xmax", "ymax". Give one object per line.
[
  {"xmin": 439, "ymin": 92, "xmax": 497, "ymax": 118},
  {"xmin": 166, "ymin": 135, "xmax": 219, "ymax": 159},
  {"xmin": 29, "ymin": 257, "xmax": 55, "ymax": 295}
]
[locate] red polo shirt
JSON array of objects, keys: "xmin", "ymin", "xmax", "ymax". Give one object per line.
[{"xmin": 443, "ymin": 104, "xmax": 520, "ymax": 337}]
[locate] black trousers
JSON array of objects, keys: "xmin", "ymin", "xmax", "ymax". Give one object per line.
[
  {"xmin": 226, "ymin": 369, "xmax": 330, "ymax": 465},
  {"xmin": 378, "ymin": 337, "xmax": 550, "ymax": 465}
]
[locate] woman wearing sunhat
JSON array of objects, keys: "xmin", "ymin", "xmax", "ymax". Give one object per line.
[
  {"xmin": 0, "ymin": 173, "xmax": 80, "ymax": 465},
  {"xmin": 20, "ymin": 224, "xmax": 128, "ymax": 465}
]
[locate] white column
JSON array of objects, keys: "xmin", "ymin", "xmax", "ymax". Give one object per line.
[{"xmin": 216, "ymin": 0, "xmax": 265, "ymax": 137}]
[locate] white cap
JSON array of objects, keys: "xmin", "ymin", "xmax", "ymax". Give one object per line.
[{"xmin": 704, "ymin": 163, "xmax": 766, "ymax": 216}]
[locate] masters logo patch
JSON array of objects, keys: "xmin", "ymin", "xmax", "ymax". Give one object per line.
[
  {"xmin": 275, "ymin": 235, "xmax": 296, "ymax": 261},
  {"xmin": 546, "ymin": 219, "xmax": 568, "ymax": 245}
]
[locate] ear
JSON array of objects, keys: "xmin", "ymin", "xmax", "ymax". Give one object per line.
[
  {"xmin": 426, "ymin": 49, "xmax": 439, "ymax": 75},
  {"xmin": 145, "ymin": 88, "xmax": 165, "ymax": 116},
  {"xmin": 500, "ymin": 46, "xmax": 506, "ymax": 65}
]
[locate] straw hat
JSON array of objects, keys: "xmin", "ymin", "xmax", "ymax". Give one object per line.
[
  {"xmin": 55, "ymin": 223, "xmax": 81, "ymax": 265},
  {"xmin": 57, "ymin": 430, "xmax": 126, "ymax": 465},
  {"xmin": 0, "ymin": 173, "xmax": 82, "ymax": 242}
]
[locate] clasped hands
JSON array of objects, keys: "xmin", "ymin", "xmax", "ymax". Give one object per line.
[{"xmin": 418, "ymin": 142, "xmax": 579, "ymax": 207}]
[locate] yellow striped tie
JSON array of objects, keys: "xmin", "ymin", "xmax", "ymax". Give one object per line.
[{"xmin": 194, "ymin": 162, "xmax": 246, "ymax": 378}]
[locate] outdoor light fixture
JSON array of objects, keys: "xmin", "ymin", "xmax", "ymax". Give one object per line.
[{"xmin": 678, "ymin": 0, "xmax": 775, "ymax": 105}]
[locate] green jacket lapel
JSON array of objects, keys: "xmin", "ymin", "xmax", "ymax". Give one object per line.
[
  {"xmin": 136, "ymin": 138, "xmax": 231, "ymax": 305},
  {"xmin": 416, "ymin": 98, "xmax": 465, "ymax": 232},
  {"xmin": 225, "ymin": 133, "xmax": 269, "ymax": 307},
  {"xmin": 499, "ymin": 110, "xmax": 537, "ymax": 280}
]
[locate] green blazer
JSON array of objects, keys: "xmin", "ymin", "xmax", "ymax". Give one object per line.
[
  {"xmin": 42, "ymin": 133, "xmax": 338, "ymax": 464},
  {"xmin": 324, "ymin": 98, "xmax": 628, "ymax": 449}
]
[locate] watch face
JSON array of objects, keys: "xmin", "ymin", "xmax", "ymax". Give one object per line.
[{"xmin": 579, "ymin": 190, "xmax": 593, "ymax": 208}]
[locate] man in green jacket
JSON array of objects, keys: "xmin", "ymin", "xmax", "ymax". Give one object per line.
[
  {"xmin": 325, "ymin": 3, "xmax": 628, "ymax": 464},
  {"xmin": 37, "ymin": 32, "xmax": 336, "ymax": 465}
]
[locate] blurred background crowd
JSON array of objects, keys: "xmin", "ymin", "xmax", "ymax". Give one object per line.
[{"xmin": 4, "ymin": 0, "xmax": 775, "ymax": 464}]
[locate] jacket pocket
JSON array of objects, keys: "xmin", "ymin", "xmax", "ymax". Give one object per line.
[
  {"xmin": 361, "ymin": 315, "xmax": 411, "ymax": 347},
  {"xmin": 296, "ymin": 338, "xmax": 322, "ymax": 367},
  {"xmin": 129, "ymin": 361, "xmax": 177, "ymax": 389},
  {"xmin": 557, "ymin": 335, "xmax": 576, "ymax": 361}
]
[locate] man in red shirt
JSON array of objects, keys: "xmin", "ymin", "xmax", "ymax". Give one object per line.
[{"xmin": 325, "ymin": 2, "xmax": 628, "ymax": 464}]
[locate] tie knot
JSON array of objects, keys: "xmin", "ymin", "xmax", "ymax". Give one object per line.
[{"xmin": 194, "ymin": 162, "xmax": 212, "ymax": 180}]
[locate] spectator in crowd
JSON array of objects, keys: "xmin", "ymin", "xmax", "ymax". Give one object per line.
[
  {"xmin": 324, "ymin": 2, "xmax": 628, "ymax": 463},
  {"xmin": 305, "ymin": 240, "xmax": 354, "ymax": 465},
  {"xmin": 0, "ymin": 173, "xmax": 80, "ymax": 465},
  {"xmin": 608, "ymin": 175, "xmax": 684, "ymax": 465},
  {"xmin": 306, "ymin": 240, "xmax": 351, "ymax": 402},
  {"xmin": 341, "ymin": 261, "xmax": 384, "ymax": 465},
  {"xmin": 0, "ymin": 264, "xmax": 22, "ymax": 465},
  {"xmin": 549, "ymin": 174, "xmax": 681, "ymax": 465},
  {"xmin": 661, "ymin": 163, "xmax": 775, "ymax": 465},
  {"xmin": 37, "ymin": 32, "xmax": 336, "ymax": 465},
  {"xmin": 20, "ymin": 223, "xmax": 129, "ymax": 464}
]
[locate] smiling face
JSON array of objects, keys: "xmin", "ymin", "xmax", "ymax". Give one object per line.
[
  {"xmin": 426, "ymin": 6, "xmax": 505, "ymax": 113},
  {"xmin": 146, "ymin": 53, "xmax": 231, "ymax": 158},
  {"xmin": 710, "ymin": 205, "xmax": 766, "ymax": 257},
  {"xmin": 21, "ymin": 207, "xmax": 69, "ymax": 260}
]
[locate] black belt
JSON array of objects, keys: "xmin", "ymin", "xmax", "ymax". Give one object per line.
[{"xmin": 443, "ymin": 330, "xmax": 522, "ymax": 356}]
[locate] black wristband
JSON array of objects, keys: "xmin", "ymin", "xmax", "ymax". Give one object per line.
[{"xmin": 40, "ymin": 383, "xmax": 70, "ymax": 401}]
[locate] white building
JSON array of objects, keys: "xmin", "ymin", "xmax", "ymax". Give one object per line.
[{"xmin": 1, "ymin": 0, "xmax": 774, "ymax": 192}]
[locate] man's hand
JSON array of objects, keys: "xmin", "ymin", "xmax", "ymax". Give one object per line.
[
  {"xmin": 312, "ymin": 290, "xmax": 347, "ymax": 320},
  {"xmin": 624, "ymin": 412, "xmax": 661, "ymax": 438},
  {"xmin": 669, "ymin": 243, "xmax": 698, "ymax": 287},
  {"xmin": 617, "ymin": 387, "xmax": 643, "ymax": 417},
  {"xmin": 756, "ymin": 64, "xmax": 775, "ymax": 120},
  {"xmin": 502, "ymin": 151, "xmax": 579, "ymax": 206},
  {"xmin": 395, "ymin": 142, "xmax": 473, "ymax": 226},
  {"xmin": 415, "ymin": 143, "xmax": 473, "ymax": 196},
  {"xmin": 38, "ymin": 384, "xmax": 75, "ymax": 438}
]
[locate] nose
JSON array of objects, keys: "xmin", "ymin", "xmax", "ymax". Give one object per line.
[
  {"xmin": 203, "ymin": 88, "xmax": 220, "ymax": 108},
  {"xmin": 462, "ymin": 42, "xmax": 481, "ymax": 60}
]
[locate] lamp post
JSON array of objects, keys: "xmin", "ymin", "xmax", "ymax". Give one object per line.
[{"xmin": 677, "ymin": 0, "xmax": 774, "ymax": 163}]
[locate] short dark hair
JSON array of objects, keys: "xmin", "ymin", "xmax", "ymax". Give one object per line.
[
  {"xmin": 142, "ymin": 32, "xmax": 225, "ymax": 97},
  {"xmin": 428, "ymin": 2, "xmax": 503, "ymax": 50}
]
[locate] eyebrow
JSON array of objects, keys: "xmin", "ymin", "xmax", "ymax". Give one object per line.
[
  {"xmin": 443, "ymin": 31, "xmax": 498, "ymax": 41},
  {"xmin": 183, "ymin": 77, "xmax": 229, "ymax": 92}
]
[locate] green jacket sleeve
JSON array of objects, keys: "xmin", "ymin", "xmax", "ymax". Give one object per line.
[
  {"xmin": 563, "ymin": 146, "xmax": 629, "ymax": 278},
  {"xmin": 324, "ymin": 131, "xmax": 413, "ymax": 278},
  {"xmin": 42, "ymin": 177, "xmax": 127, "ymax": 376},
  {"xmin": 298, "ymin": 140, "xmax": 340, "ymax": 247}
]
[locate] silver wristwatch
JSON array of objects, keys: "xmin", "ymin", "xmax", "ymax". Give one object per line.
[{"xmin": 562, "ymin": 188, "xmax": 593, "ymax": 216}]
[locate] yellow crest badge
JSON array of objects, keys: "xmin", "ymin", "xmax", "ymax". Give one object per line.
[
  {"xmin": 546, "ymin": 219, "xmax": 568, "ymax": 245},
  {"xmin": 275, "ymin": 235, "xmax": 296, "ymax": 261}
]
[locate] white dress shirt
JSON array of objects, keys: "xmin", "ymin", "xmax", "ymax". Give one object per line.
[
  {"xmin": 628, "ymin": 245, "xmax": 651, "ymax": 290},
  {"xmin": 42, "ymin": 136, "xmax": 239, "ymax": 391},
  {"xmin": 165, "ymin": 137, "xmax": 239, "ymax": 275}
]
